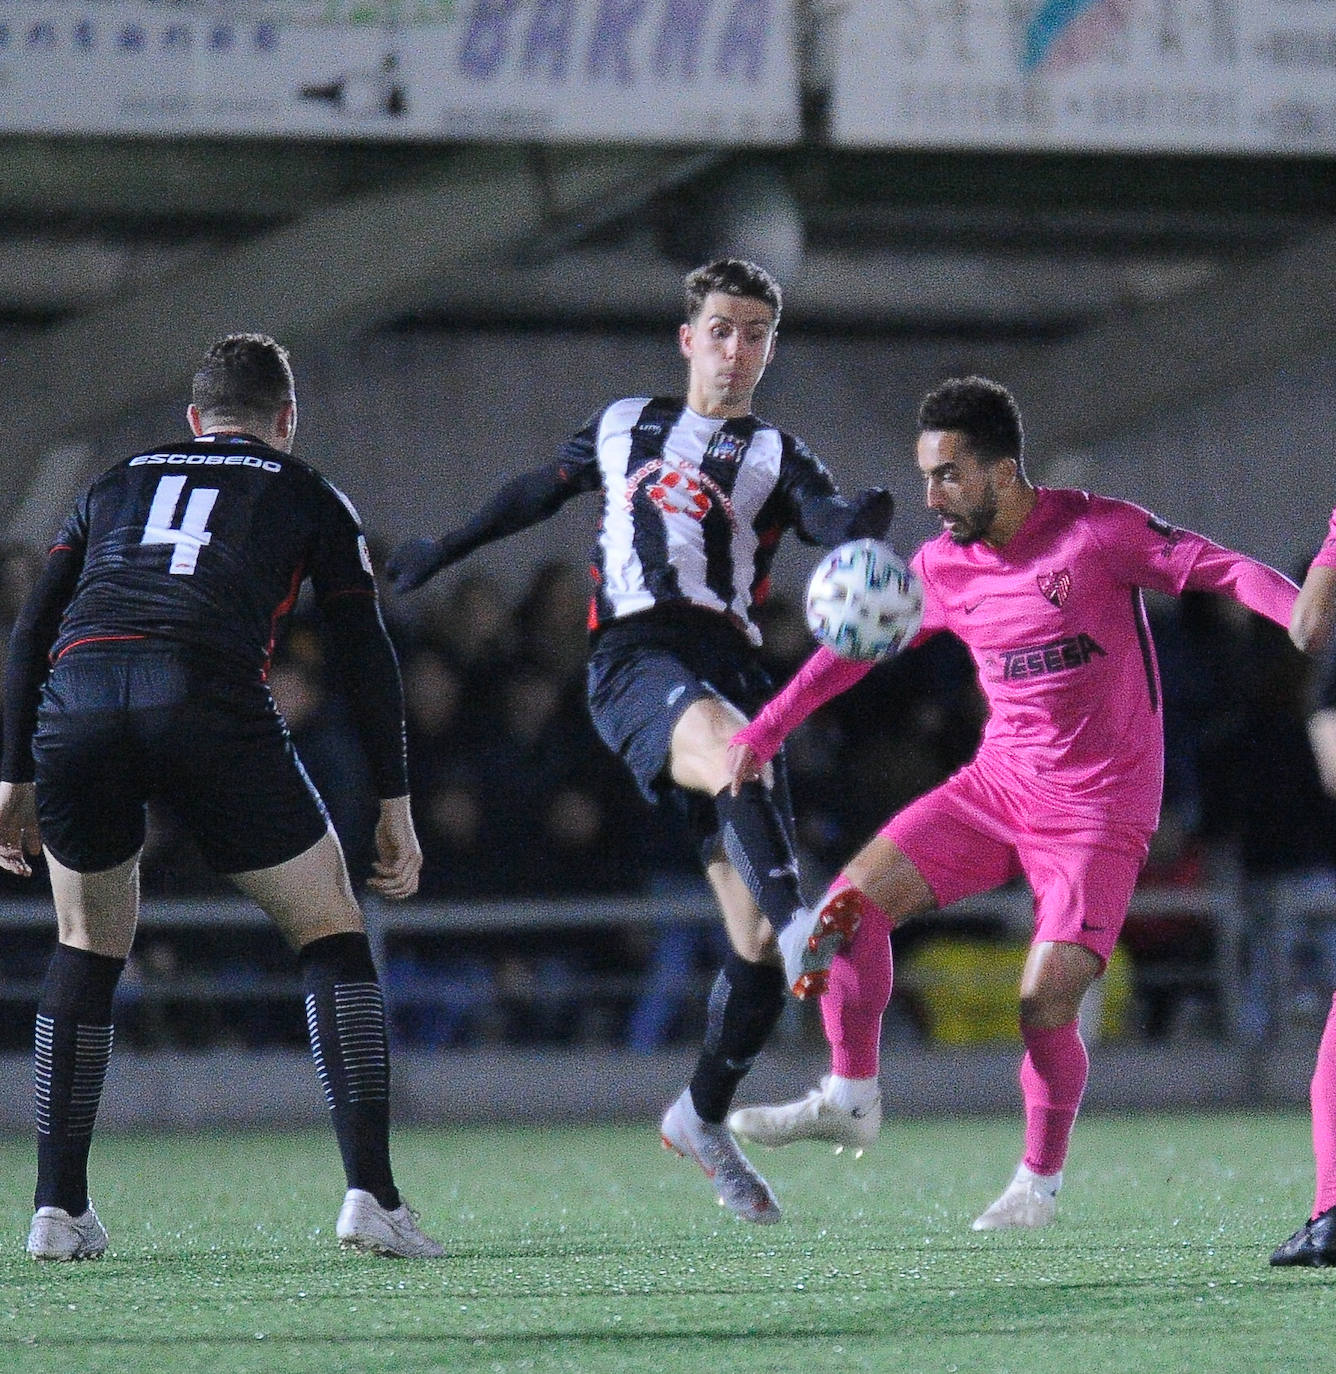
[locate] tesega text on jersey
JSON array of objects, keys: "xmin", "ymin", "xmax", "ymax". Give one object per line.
[
  {"xmin": 1000, "ymin": 633, "xmax": 1106, "ymax": 681},
  {"xmin": 130, "ymin": 454, "xmax": 283, "ymax": 473}
]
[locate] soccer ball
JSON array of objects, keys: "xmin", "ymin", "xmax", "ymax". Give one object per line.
[{"xmin": 805, "ymin": 539, "xmax": 924, "ymax": 661}]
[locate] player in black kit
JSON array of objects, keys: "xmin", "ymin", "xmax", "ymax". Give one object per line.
[
  {"xmin": 388, "ymin": 260, "xmax": 894, "ymax": 1222},
  {"xmin": 0, "ymin": 334, "xmax": 442, "ymax": 1260}
]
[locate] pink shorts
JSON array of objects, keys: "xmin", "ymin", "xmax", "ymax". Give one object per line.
[{"xmin": 882, "ymin": 764, "xmax": 1150, "ymax": 964}]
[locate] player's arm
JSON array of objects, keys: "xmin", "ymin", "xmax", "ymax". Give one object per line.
[
  {"xmin": 1290, "ymin": 512, "xmax": 1336, "ymax": 653},
  {"xmin": 387, "ymin": 426, "xmax": 602, "ymax": 592},
  {"xmin": 310, "ymin": 487, "xmax": 422, "ymax": 897},
  {"xmin": 727, "ymin": 647, "xmax": 876, "ymax": 791},
  {"xmin": 1088, "ymin": 496, "xmax": 1298, "ymax": 627},
  {"xmin": 778, "ymin": 435, "xmax": 895, "ymax": 547},
  {"xmin": 1292, "ymin": 563, "xmax": 1336, "ymax": 656},
  {"xmin": 0, "ymin": 536, "xmax": 85, "ymax": 875}
]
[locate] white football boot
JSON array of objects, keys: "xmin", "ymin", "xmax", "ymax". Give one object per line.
[
  {"xmin": 660, "ymin": 1089, "xmax": 781, "ymax": 1224},
  {"xmin": 27, "ymin": 1204, "xmax": 109, "ymax": 1261},
  {"xmin": 777, "ymin": 888, "xmax": 864, "ymax": 999},
  {"xmin": 971, "ymin": 1164, "xmax": 1061, "ymax": 1231},
  {"xmin": 336, "ymin": 1189, "xmax": 445, "ymax": 1258},
  {"xmin": 729, "ymin": 1074, "xmax": 881, "ymax": 1155}
]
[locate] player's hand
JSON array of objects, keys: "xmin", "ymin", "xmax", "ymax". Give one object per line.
[
  {"xmin": 386, "ymin": 537, "xmax": 449, "ymax": 593},
  {"xmin": 726, "ymin": 738, "xmax": 768, "ymax": 796},
  {"xmin": 367, "ymin": 795, "xmax": 423, "ymax": 900},
  {"xmin": 849, "ymin": 487, "xmax": 895, "ymax": 540},
  {"xmin": 0, "ymin": 781, "xmax": 41, "ymax": 878}
]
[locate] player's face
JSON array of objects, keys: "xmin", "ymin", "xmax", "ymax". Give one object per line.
[
  {"xmin": 679, "ymin": 292, "xmax": 777, "ymax": 418},
  {"xmin": 918, "ymin": 430, "xmax": 1001, "ymax": 545}
]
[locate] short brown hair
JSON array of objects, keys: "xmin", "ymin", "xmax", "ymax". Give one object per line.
[
  {"xmin": 683, "ymin": 259, "xmax": 782, "ymax": 326},
  {"xmin": 191, "ymin": 333, "xmax": 294, "ymax": 426}
]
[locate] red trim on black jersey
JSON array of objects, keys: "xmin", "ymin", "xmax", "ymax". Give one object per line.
[
  {"xmin": 262, "ymin": 562, "xmax": 306, "ymax": 681},
  {"xmin": 53, "ymin": 633, "xmax": 148, "ymax": 663}
]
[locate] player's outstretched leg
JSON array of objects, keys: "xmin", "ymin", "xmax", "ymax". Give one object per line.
[
  {"xmin": 300, "ymin": 932, "xmax": 443, "ymax": 1258},
  {"xmin": 661, "ymin": 1089, "xmax": 780, "ymax": 1224},
  {"xmin": 28, "ymin": 944, "xmax": 123, "ymax": 1261},
  {"xmin": 730, "ymin": 888, "xmax": 890, "ymax": 1151}
]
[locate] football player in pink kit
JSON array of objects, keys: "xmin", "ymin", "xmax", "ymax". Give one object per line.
[
  {"xmin": 1271, "ymin": 511, "xmax": 1336, "ymax": 1265},
  {"xmin": 727, "ymin": 376, "xmax": 1299, "ymax": 1230}
]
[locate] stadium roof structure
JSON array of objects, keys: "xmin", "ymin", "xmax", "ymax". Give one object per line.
[{"xmin": 0, "ymin": 139, "xmax": 1333, "ymax": 536}]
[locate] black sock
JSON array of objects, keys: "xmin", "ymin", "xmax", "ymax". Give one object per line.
[
  {"xmin": 299, "ymin": 932, "xmax": 399, "ymax": 1211},
  {"xmin": 689, "ymin": 953, "xmax": 787, "ymax": 1123},
  {"xmin": 34, "ymin": 944, "xmax": 124, "ymax": 1214},
  {"xmin": 714, "ymin": 782, "xmax": 803, "ymax": 932}
]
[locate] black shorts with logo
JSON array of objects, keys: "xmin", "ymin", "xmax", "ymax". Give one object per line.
[
  {"xmin": 586, "ymin": 605, "xmax": 794, "ymax": 863},
  {"xmin": 33, "ymin": 646, "xmax": 329, "ymax": 874}
]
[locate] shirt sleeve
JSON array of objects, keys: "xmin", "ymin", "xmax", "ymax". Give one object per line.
[
  {"xmin": 430, "ymin": 419, "xmax": 603, "ymax": 568},
  {"xmin": 307, "ymin": 479, "xmax": 408, "ymax": 798},
  {"xmin": 777, "ymin": 435, "xmax": 890, "ymax": 547},
  {"xmin": 1, "ymin": 509, "xmax": 88, "ymax": 782},
  {"xmin": 1086, "ymin": 493, "xmax": 1298, "ymax": 627},
  {"xmin": 732, "ymin": 646, "xmax": 875, "ymax": 764}
]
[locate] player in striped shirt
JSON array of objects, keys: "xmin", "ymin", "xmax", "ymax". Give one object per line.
[{"xmin": 389, "ymin": 259, "xmax": 893, "ymax": 1222}]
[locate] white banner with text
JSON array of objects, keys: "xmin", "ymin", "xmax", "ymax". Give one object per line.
[
  {"xmin": 831, "ymin": 0, "xmax": 1336, "ymax": 153},
  {"xmin": 0, "ymin": 0, "xmax": 800, "ymax": 142}
]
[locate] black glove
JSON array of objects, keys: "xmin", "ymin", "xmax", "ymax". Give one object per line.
[
  {"xmin": 848, "ymin": 487, "xmax": 895, "ymax": 540},
  {"xmin": 386, "ymin": 536, "xmax": 451, "ymax": 593}
]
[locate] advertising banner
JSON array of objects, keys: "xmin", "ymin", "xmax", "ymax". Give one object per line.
[
  {"xmin": 831, "ymin": 1, "xmax": 1336, "ymax": 154},
  {"xmin": 0, "ymin": 0, "xmax": 800, "ymax": 142}
]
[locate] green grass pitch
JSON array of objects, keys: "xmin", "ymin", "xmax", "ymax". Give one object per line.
[{"xmin": 1, "ymin": 1111, "xmax": 1331, "ymax": 1373}]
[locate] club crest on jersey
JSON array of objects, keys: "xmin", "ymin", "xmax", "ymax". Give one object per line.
[
  {"xmin": 1037, "ymin": 569, "xmax": 1072, "ymax": 607},
  {"xmin": 627, "ymin": 459, "xmax": 735, "ymax": 526},
  {"xmin": 706, "ymin": 431, "xmax": 749, "ymax": 465}
]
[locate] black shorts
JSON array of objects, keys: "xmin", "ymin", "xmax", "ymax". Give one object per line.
[
  {"xmin": 586, "ymin": 606, "xmax": 793, "ymax": 862},
  {"xmin": 33, "ymin": 647, "xmax": 329, "ymax": 875}
]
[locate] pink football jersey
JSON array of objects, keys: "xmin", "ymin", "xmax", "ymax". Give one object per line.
[{"xmin": 738, "ymin": 488, "xmax": 1297, "ymax": 835}]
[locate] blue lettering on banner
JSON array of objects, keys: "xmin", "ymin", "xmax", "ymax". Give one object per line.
[
  {"xmin": 717, "ymin": 0, "xmax": 765, "ymax": 80},
  {"xmin": 254, "ymin": 21, "xmax": 279, "ymax": 52},
  {"xmin": 73, "ymin": 19, "xmax": 95, "ymax": 49},
  {"xmin": 654, "ymin": 0, "xmax": 710, "ymax": 80},
  {"xmin": 457, "ymin": 0, "xmax": 775, "ymax": 87},
  {"xmin": 117, "ymin": 23, "xmax": 146, "ymax": 51},
  {"xmin": 163, "ymin": 23, "xmax": 191, "ymax": 52},
  {"xmin": 208, "ymin": 23, "xmax": 235, "ymax": 51},
  {"xmin": 459, "ymin": 0, "xmax": 522, "ymax": 78},
  {"xmin": 523, "ymin": 0, "xmax": 576, "ymax": 78},
  {"xmin": 586, "ymin": 0, "xmax": 645, "ymax": 84},
  {"xmin": 27, "ymin": 22, "xmax": 57, "ymax": 49}
]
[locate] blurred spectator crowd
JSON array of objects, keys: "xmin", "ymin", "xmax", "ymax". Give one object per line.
[{"xmin": 4, "ymin": 538, "xmax": 1336, "ymax": 1051}]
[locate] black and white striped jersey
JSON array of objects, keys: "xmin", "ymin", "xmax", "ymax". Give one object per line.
[{"xmin": 433, "ymin": 396, "xmax": 888, "ymax": 646}]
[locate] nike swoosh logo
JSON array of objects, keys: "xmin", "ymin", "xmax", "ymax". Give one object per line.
[
  {"xmin": 850, "ymin": 1107, "xmax": 868, "ymax": 1119},
  {"xmin": 666, "ymin": 685, "xmax": 686, "ymax": 707},
  {"xmin": 964, "ymin": 601, "xmax": 984, "ymax": 614},
  {"xmin": 768, "ymin": 866, "xmax": 796, "ymax": 880}
]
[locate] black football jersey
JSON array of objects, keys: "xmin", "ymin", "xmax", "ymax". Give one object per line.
[{"xmin": 48, "ymin": 434, "xmax": 375, "ymax": 681}]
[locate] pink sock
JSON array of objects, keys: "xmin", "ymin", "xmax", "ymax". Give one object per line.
[
  {"xmin": 1311, "ymin": 993, "xmax": 1336, "ymax": 1217},
  {"xmin": 1019, "ymin": 1020, "xmax": 1089, "ymax": 1176},
  {"xmin": 818, "ymin": 878, "xmax": 893, "ymax": 1080}
]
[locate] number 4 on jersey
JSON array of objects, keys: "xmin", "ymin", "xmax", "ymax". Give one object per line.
[{"xmin": 141, "ymin": 474, "xmax": 219, "ymax": 575}]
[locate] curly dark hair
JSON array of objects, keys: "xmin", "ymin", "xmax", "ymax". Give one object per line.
[
  {"xmin": 918, "ymin": 376, "xmax": 1025, "ymax": 475},
  {"xmin": 191, "ymin": 333, "xmax": 294, "ymax": 427},
  {"xmin": 683, "ymin": 259, "xmax": 782, "ymax": 325}
]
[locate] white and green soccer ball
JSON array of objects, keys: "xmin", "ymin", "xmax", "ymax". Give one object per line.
[{"xmin": 804, "ymin": 538, "xmax": 924, "ymax": 661}]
